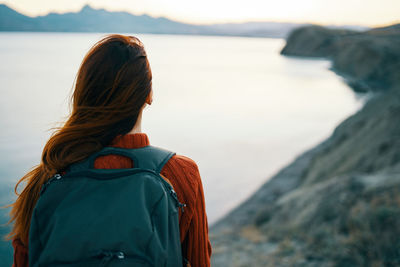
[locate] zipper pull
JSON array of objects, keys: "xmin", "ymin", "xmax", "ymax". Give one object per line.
[
  {"xmin": 179, "ymin": 202, "xmax": 187, "ymax": 213},
  {"xmin": 94, "ymin": 250, "xmax": 125, "ymax": 261},
  {"xmin": 170, "ymin": 189, "xmax": 187, "ymax": 213},
  {"xmin": 116, "ymin": 251, "xmax": 125, "ymax": 259},
  {"xmin": 40, "ymin": 173, "xmax": 62, "ymax": 195}
]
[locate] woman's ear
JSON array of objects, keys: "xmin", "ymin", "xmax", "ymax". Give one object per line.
[{"xmin": 146, "ymin": 90, "xmax": 153, "ymax": 105}]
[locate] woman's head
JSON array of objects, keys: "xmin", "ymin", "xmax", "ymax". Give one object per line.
[
  {"xmin": 45, "ymin": 34, "xmax": 153, "ymax": 170},
  {"xmin": 5, "ymin": 34, "xmax": 152, "ymax": 244},
  {"xmin": 73, "ymin": 34, "xmax": 152, "ymax": 144}
]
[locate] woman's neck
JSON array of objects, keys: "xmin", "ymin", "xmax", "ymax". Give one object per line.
[{"xmin": 128, "ymin": 110, "xmax": 143, "ymax": 134}]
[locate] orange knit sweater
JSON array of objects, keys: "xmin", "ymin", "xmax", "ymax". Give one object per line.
[{"xmin": 12, "ymin": 133, "xmax": 212, "ymax": 267}]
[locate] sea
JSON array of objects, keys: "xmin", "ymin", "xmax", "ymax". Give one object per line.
[{"xmin": 0, "ymin": 32, "xmax": 364, "ymax": 227}]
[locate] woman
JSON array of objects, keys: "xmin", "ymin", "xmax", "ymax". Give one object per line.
[{"xmin": 6, "ymin": 34, "xmax": 212, "ymax": 266}]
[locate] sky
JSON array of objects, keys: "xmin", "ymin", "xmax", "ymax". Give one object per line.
[{"xmin": 3, "ymin": 0, "xmax": 400, "ymax": 26}]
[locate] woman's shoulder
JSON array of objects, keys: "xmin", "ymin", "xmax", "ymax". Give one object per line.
[
  {"xmin": 162, "ymin": 153, "xmax": 202, "ymax": 194},
  {"xmin": 169, "ymin": 154, "xmax": 199, "ymax": 171},
  {"xmin": 168, "ymin": 153, "xmax": 201, "ymax": 179}
]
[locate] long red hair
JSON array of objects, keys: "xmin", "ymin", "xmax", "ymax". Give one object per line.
[{"xmin": 4, "ymin": 34, "xmax": 152, "ymax": 246}]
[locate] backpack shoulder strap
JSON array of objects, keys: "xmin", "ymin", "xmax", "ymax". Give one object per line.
[
  {"xmin": 128, "ymin": 145, "xmax": 176, "ymax": 173},
  {"xmin": 66, "ymin": 145, "xmax": 175, "ymax": 174}
]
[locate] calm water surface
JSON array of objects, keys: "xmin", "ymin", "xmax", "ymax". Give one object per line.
[{"xmin": 0, "ymin": 32, "xmax": 363, "ymax": 223}]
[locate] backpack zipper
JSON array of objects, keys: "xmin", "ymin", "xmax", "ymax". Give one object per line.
[
  {"xmin": 40, "ymin": 173, "xmax": 62, "ymax": 195},
  {"xmin": 92, "ymin": 250, "xmax": 152, "ymax": 266},
  {"xmin": 169, "ymin": 188, "xmax": 187, "ymax": 213},
  {"xmin": 56, "ymin": 250, "xmax": 151, "ymax": 266},
  {"xmin": 41, "ymin": 172, "xmax": 187, "ymax": 213}
]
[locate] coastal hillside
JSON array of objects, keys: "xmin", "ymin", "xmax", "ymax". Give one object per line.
[
  {"xmin": 211, "ymin": 24, "xmax": 400, "ymax": 266},
  {"xmin": 281, "ymin": 24, "xmax": 400, "ymax": 92}
]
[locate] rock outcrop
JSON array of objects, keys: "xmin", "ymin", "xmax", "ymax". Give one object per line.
[{"xmin": 281, "ymin": 24, "xmax": 400, "ymax": 93}]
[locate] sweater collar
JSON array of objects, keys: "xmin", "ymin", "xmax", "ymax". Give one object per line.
[{"xmin": 109, "ymin": 133, "xmax": 150, "ymax": 149}]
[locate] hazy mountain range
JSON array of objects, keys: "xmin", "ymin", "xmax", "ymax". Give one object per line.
[{"xmin": 0, "ymin": 3, "xmax": 369, "ymax": 38}]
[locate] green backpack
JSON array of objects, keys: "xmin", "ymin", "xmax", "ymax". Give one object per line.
[{"xmin": 29, "ymin": 146, "xmax": 186, "ymax": 267}]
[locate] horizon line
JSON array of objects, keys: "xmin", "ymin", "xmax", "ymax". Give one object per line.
[{"xmin": 2, "ymin": 2, "xmax": 399, "ymax": 28}]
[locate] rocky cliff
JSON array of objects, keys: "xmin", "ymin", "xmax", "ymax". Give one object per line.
[
  {"xmin": 210, "ymin": 24, "xmax": 400, "ymax": 266},
  {"xmin": 281, "ymin": 24, "xmax": 400, "ymax": 93}
]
